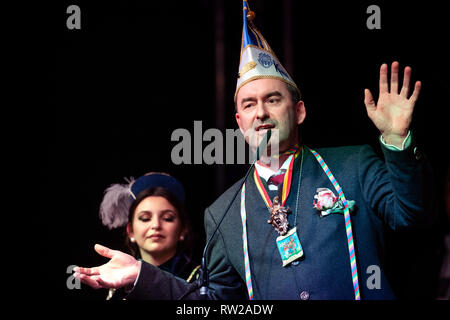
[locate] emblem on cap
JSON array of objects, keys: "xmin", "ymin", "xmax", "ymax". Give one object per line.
[{"xmin": 258, "ymin": 52, "xmax": 273, "ymax": 68}]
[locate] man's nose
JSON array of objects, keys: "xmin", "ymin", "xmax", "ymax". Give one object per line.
[{"xmin": 255, "ymin": 102, "xmax": 269, "ymax": 120}]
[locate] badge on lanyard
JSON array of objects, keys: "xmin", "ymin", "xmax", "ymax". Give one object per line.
[{"xmin": 276, "ymin": 227, "xmax": 304, "ymax": 267}]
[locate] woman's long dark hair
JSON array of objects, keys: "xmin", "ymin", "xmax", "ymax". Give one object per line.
[{"xmin": 124, "ymin": 187, "xmax": 194, "ymax": 260}]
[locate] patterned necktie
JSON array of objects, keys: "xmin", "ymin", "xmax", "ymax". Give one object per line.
[
  {"xmin": 267, "ymin": 171, "xmax": 286, "ymax": 186},
  {"xmin": 266, "ymin": 144, "xmax": 299, "ymax": 187}
]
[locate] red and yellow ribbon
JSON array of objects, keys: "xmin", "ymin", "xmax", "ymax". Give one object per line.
[{"xmin": 253, "ymin": 148, "xmax": 301, "ymax": 208}]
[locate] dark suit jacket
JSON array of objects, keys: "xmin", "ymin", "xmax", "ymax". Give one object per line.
[{"xmin": 126, "ymin": 143, "xmax": 434, "ymax": 300}]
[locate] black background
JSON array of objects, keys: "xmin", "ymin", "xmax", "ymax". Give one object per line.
[{"xmin": 39, "ymin": 0, "xmax": 449, "ymax": 302}]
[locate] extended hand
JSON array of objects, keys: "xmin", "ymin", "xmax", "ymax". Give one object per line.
[
  {"xmin": 364, "ymin": 61, "xmax": 421, "ymax": 148},
  {"xmin": 73, "ymin": 244, "xmax": 141, "ymax": 289}
]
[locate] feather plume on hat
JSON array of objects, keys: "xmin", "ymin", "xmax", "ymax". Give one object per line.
[
  {"xmin": 98, "ymin": 173, "xmax": 185, "ymax": 229},
  {"xmin": 99, "ymin": 178, "xmax": 134, "ymax": 230}
]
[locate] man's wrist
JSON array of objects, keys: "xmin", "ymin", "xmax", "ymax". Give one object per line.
[
  {"xmin": 380, "ymin": 131, "xmax": 412, "ymax": 151},
  {"xmin": 124, "ymin": 260, "xmax": 142, "ymax": 293}
]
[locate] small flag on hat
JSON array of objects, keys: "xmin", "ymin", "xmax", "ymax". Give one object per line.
[{"xmin": 235, "ymin": 0, "xmax": 299, "ymax": 100}]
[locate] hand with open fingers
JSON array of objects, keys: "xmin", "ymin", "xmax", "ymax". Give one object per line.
[
  {"xmin": 73, "ymin": 244, "xmax": 141, "ymax": 290},
  {"xmin": 364, "ymin": 61, "xmax": 421, "ymax": 148}
]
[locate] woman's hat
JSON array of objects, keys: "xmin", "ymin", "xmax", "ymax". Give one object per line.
[{"xmin": 99, "ymin": 172, "xmax": 185, "ymax": 229}]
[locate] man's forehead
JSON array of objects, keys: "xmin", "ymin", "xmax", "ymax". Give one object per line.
[{"xmin": 237, "ymin": 78, "xmax": 288, "ymax": 101}]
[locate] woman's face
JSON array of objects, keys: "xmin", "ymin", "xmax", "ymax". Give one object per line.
[{"xmin": 128, "ymin": 196, "xmax": 184, "ymax": 263}]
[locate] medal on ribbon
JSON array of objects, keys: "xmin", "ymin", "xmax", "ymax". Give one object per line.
[
  {"xmin": 267, "ymin": 196, "xmax": 290, "ymax": 235},
  {"xmin": 254, "ymin": 149, "xmax": 303, "ymax": 266}
]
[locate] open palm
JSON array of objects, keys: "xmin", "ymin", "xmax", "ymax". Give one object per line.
[
  {"xmin": 74, "ymin": 244, "xmax": 141, "ymax": 289},
  {"xmin": 364, "ymin": 62, "xmax": 421, "ymax": 147}
]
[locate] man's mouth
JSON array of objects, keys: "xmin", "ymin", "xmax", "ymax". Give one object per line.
[{"xmin": 255, "ymin": 124, "xmax": 275, "ymax": 132}]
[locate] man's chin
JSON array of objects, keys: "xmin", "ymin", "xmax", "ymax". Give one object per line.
[{"xmin": 249, "ymin": 142, "xmax": 280, "ymax": 157}]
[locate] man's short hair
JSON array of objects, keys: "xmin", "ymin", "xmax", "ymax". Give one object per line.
[{"xmin": 286, "ymin": 83, "xmax": 301, "ymax": 104}]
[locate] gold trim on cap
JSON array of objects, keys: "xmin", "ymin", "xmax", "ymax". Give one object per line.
[{"xmin": 239, "ymin": 61, "xmax": 257, "ymax": 78}]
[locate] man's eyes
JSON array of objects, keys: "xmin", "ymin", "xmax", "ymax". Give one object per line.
[
  {"xmin": 267, "ymin": 97, "xmax": 280, "ymax": 104},
  {"xmin": 241, "ymin": 97, "xmax": 281, "ymax": 109}
]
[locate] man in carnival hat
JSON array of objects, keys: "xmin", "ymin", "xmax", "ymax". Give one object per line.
[{"xmin": 75, "ymin": 1, "xmax": 433, "ymax": 300}]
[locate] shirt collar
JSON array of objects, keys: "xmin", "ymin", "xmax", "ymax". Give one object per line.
[{"xmin": 255, "ymin": 155, "xmax": 292, "ymax": 182}]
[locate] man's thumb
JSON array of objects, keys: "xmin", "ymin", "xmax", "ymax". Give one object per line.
[
  {"xmin": 94, "ymin": 244, "xmax": 114, "ymax": 259},
  {"xmin": 364, "ymin": 89, "xmax": 376, "ymax": 110}
]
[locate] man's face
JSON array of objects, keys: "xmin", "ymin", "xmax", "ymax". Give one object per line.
[{"xmin": 235, "ymin": 78, "xmax": 306, "ymax": 153}]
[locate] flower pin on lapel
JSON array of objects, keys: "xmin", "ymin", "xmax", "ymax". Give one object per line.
[{"xmin": 313, "ymin": 188, "xmax": 356, "ymax": 217}]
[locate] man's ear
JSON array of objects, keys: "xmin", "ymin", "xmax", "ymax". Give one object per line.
[
  {"xmin": 235, "ymin": 112, "xmax": 245, "ymax": 136},
  {"xmin": 296, "ymin": 101, "xmax": 306, "ymax": 125}
]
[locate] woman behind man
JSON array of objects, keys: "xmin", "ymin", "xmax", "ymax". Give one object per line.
[{"xmin": 98, "ymin": 172, "xmax": 200, "ymax": 300}]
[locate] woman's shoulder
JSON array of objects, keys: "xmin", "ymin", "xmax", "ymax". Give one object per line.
[
  {"xmin": 176, "ymin": 254, "xmax": 201, "ymax": 283},
  {"xmin": 158, "ymin": 253, "xmax": 201, "ymax": 283}
]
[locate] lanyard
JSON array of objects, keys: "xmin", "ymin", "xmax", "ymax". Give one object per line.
[
  {"xmin": 240, "ymin": 150, "xmax": 299, "ymax": 300},
  {"xmin": 307, "ymin": 147, "xmax": 360, "ymax": 300},
  {"xmin": 239, "ymin": 147, "xmax": 360, "ymax": 300},
  {"xmin": 240, "ymin": 183, "xmax": 254, "ymax": 300}
]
